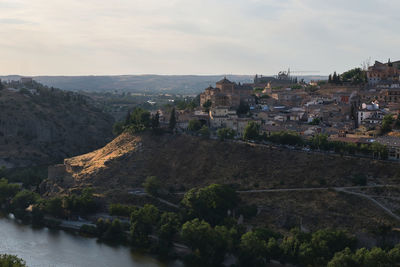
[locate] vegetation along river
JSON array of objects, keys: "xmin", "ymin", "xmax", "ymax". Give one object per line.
[{"xmin": 0, "ymin": 215, "xmax": 181, "ymax": 267}]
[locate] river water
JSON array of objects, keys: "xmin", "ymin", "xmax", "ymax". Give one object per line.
[{"xmin": 0, "ymin": 215, "xmax": 181, "ymax": 267}]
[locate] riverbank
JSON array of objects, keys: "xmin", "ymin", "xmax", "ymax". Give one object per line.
[{"xmin": 0, "ymin": 214, "xmax": 182, "ymax": 267}]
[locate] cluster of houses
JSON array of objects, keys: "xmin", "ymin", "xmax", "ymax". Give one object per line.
[{"xmin": 155, "ymin": 60, "xmax": 400, "ymax": 161}]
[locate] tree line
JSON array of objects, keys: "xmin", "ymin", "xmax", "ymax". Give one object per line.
[{"xmin": 79, "ymin": 182, "xmax": 400, "ymax": 267}]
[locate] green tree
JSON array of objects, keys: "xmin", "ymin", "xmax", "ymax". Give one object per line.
[
  {"xmin": 158, "ymin": 212, "xmax": 181, "ymax": 241},
  {"xmin": 151, "ymin": 111, "xmax": 160, "ymax": 130},
  {"xmin": 0, "ymin": 254, "xmax": 26, "ymax": 267},
  {"xmin": 371, "ymin": 142, "xmax": 388, "ymax": 159},
  {"xmin": 381, "ymin": 114, "xmax": 394, "ymax": 134},
  {"xmin": 237, "ymin": 101, "xmax": 250, "ymax": 115},
  {"xmin": 310, "ymin": 134, "xmax": 329, "ymax": 150},
  {"xmin": 340, "ymin": 68, "xmax": 367, "ymax": 84},
  {"xmin": 243, "ymin": 121, "xmax": 260, "ymax": 140},
  {"xmin": 102, "ymin": 219, "xmax": 125, "ymax": 242},
  {"xmin": 363, "ymin": 247, "xmax": 391, "ymax": 267},
  {"xmin": 388, "ymin": 244, "xmax": 400, "ymax": 264},
  {"xmin": 169, "ymin": 108, "xmax": 176, "ymax": 130},
  {"xmin": 64, "ymin": 188, "xmax": 97, "ymax": 215},
  {"xmin": 112, "ymin": 121, "xmax": 125, "ymax": 136},
  {"xmin": 11, "ymin": 190, "xmax": 39, "ymax": 210},
  {"xmin": 309, "ymin": 117, "xmax": 321, "ymax": 125},
  {"xmin": 327, "ymin": 247, "xmax": 358, "ymax": 267},
  {"xmin": 130, "ymin": 204, "xmax": 159, "ymax": 247},
  {"xmin": 188, "ymin": 119, "xmax": 202, "ymax": 132},
  {"xmin": 181, "ymin": 184, "xmax": 239, "ymax": 225},
  {"xmin": 109, "ymin": 203, "xmax": 137, "ymax": 217},
  {"xmin": 0, "ymin": 178, "xmax": 20, "ymax": 204},
  {"xmin": 198, "ymin": 125, "xmax": 210, "ymax": 137},
  {"xmin": 126, "ymin": 108, "xmax": 151, "ymax": 129},
  {"xmin": 217, "ymin": 128, "xmax": 235, "ymax": 140},
  {"xmin": 267, "ymin": 131, "xmax": 303, "ymax": 146},
  {"xmin": 44, "ymin": 197, "xmax": 64, "ymax": 218},
  {"xmin": 181, "ymin": 219, "xmax": 229, "ymax": 265},
  {"xmin": 142, "ymin": 176, "xmax": 161, "ymax": 196},
  {"xmin": 238, "ymin": 231, "xmax": 268, "ymax": 267},
  {"xmin": 267, "ymin": 237, "xmax": 282, "ymax": 261},
  {"xmin": 202, "ymin": 100, "xmax": 212, "ymax": 112}
]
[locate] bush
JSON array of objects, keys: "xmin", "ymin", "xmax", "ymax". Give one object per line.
[
  {"xmin": 44, "ymin": 197, "xmax": 64, "ymax": 218},
  {"xmin": 352, "ymin": 174, "xmax": 367, "ymax": 186},
  {"xmin": 217, "ymin": 128, "xmax": 235, "ymax": 140},
  {"xmin": 198, "ymin": 125, "xmax": 210, "ymax": 137},
  {"xmin": 142, "ymin": 176, "xmax": 161, "ymax": 196},
  {"xmin": 188, "ymin": 119, "xmax": 202, "ymax": 132},
  {"xmin": 109, "ymin": 203, "xmax": 137, "ymax": 217},
  {"xmin": 64, "ymin": 188, "xmax": 97, "ymax": 215},
  {"xmin": 11, "ymin": 190, "xmax": 39, "ymax": 211},
  {"xmin": 243, "ymin": 122, "xmax": 260, "ymax": 141},
  {"xmin": 80, "ymin": 224, "xmax": 98, "ymax": 235}
]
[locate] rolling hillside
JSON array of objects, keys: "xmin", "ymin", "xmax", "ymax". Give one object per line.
[{"xmin": 0, "ymin": 82, "xmax": 115, "ymax": 168}]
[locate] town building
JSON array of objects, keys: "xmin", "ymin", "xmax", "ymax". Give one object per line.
[
  {"xmin": 357, "ymin": 102, "xmax": 386, "ymax": 126},
  {"xmin": 376, "ymin": 136, "xmax": 400, "ymax": 161},
  {"xmin": 200, "ymin": 78, "xmax": 254, "ymax": 108},
  {"xmin": 367, "ymin": 60, "xmax": 400, "ymax": 85}
]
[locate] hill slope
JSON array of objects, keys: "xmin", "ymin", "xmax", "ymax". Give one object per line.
[
  {"xmin": 46, "ymin": 132, "xmax": 400, "ymax": 193},
  {"xmin": 0, "ymin": 84, "xmax": 114, "ymax": 167},
  {"xmin": 43, "ymin": 132, "xmax": 400, "ymax": 234}
]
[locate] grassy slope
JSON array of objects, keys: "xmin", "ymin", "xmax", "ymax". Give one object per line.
[{"xmin": 48, "ymin": 132, "xmax": 400, "ymax": 234}]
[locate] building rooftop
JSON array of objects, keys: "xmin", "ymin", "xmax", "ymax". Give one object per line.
[
  {"xmin": 216, "ymin": 77, "xmax": 234, "ymax": 85},
  {"xmin": 376, "ymin": 136, "xmax": 400, "ymax": 147}
]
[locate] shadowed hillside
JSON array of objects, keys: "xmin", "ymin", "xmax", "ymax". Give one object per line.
[
  {"xmin": 0, "ymin": 82, "xmax": 114, "ymax": 167},
  {"xmin": 42, "ymin": 132, "xmax": 400, "ymax": 234},
  {"xmin": 44, "ymin": 132, "xmax": 400, "ymax": 195}
]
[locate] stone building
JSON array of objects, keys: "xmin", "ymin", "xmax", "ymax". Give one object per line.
[
  {"xmin": 200, "ymin": 78, "xmax": 254, "ymax": 108},
  {"xmin": 367, "ymin": 60, "xmax": 400, "ymax": 85}
]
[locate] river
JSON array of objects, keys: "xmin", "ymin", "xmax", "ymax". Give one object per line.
[{"xmin": 0, "ymin": 215, "xmax": 182, "ymax": 267}]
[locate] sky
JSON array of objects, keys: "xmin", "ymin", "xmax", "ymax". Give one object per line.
[{"xmin": 0, "ymin": 0, "xmax": 399, "ymax": 76}]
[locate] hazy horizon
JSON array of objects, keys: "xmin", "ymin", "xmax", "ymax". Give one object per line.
[{"xmin": 1, "ymin": 0, "xmax": 398, "ymax": 76}]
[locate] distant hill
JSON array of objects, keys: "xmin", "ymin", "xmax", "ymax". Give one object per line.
[
  {"xmin": 0, "ymin": 81, "xmax": 115, "ymax": 168},
  {"xmin": 0, "ymin": 75, "xmax": 327, "ymax": 95}
]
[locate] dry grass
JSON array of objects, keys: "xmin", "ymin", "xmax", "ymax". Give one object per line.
[{"xmin": 241, "ymin": 190, "xmax": 399, "ymax": 233}]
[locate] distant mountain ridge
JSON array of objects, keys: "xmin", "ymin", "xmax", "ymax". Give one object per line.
[{"xmin": 0, "ymin": 74, "xmax": 327, "ymax": 95}]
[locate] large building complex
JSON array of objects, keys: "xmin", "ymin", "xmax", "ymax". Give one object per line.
[
  {"xmin": 199, "ymin": 78, "xmax": 254, "ymax": 108},
  {"xmin": 367, "ymin": 60, "xmax": 400, "ymax": 85}
]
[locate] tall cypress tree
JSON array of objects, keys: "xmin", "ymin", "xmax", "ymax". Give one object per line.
[
  {"xmin": 169, "ymin": 108, "xmax": 176, "ymax": 130},
  {"xmin": 333, "ymin": 72, "xmax": 338, "ymax": 84},
  {"xmin": 151, "ymin": 111, "xmax": 160, "ymax": 130}
]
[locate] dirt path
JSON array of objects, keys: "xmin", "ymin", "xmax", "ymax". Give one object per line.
[
  {"xmin": 335, "ymin": 188, "xmax": 400, "ymax": 222},
  {"xmin": 237, "ymin": 184, "xmax": 400, "ymax": 222},
  {"xmin": 237, "ymin": 184, "xmax": 397, "ymax": 194}
]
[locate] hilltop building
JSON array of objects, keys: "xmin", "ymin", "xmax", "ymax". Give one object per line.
[
  {"xmin": 20, "ymin": 77, "xmax": 33, "ymax": 84},
  {"xmin": 367, "ymin": 60, "xmax": 400, "ymax": 85},
  {"xmin": 199, "ymin": 77, "xmax": 254, "ymax": 108}
]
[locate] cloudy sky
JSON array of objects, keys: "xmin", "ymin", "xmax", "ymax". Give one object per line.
[{"xmin": 0, "ymin": 0, "xmax": 398, "ymax": 76}]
